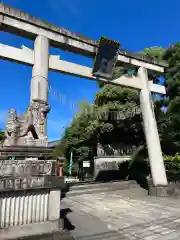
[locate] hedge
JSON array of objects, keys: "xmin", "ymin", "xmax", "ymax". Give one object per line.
[
  {"xmin": 118, "ymin": 154, "xmax": 180, "ymax": 184},
  {"xmin": 163, "ymin": 154, "xmax": 180, "ymax": 182}
]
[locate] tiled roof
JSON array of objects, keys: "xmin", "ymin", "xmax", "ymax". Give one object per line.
[{"xmin": 48, "ymin": 140, "xmax": 60, "ymax": 148}]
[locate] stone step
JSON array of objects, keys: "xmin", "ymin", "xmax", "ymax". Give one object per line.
[
  {"xmin": 0, "ymin": 220, "xmax": 74, "ymax": 240},
  {"xmin": 69, "ymin": 180, "xmax": 136, "ymax": 187},
  {"xmin": 66, "ymin": 187, "xmax": 117, "ymax": 196},
  {"xmin": 63, "ymin": 181, "xmax": 143, "ymax": 197},
  {"xmin": 75, "ymin": 231, "xmax": 121, "ymax": 240},
  {"xmin": 68, "ymin": 180, "xmax": 138, "ymax": 190}
]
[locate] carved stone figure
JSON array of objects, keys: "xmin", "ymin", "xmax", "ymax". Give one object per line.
[
  {"xmin": 30, "ymin": 100, "xmax": 50, "ymax": 138},
  {"xmin": 3, "ymin": 100, "xmax": 50, "ymax": 147},
  {"xmin": 97, "ymin": 142, "xmax": 105, "ymax": 156},
  {"xmin": 18, "ymin": 104, "xmax": 38, "ymax": 139},
  {"xmin": 4, "ymin": 109, "xmax": 20, "ymax": 146}
]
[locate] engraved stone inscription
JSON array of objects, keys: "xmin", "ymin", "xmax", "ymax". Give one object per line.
[
  {"xmin": 0, "ymin": 159, "xmax": 56, "ymax": 191},
  {"xmin": 0, "ymin": 177, "xmax": 45, "ymax": 190},
  {"xmin": 0, "ymin": 159, "xmax": 55, "ymax": 177}
]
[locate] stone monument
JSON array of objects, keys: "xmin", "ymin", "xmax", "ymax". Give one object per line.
[
  {"xmin": 0, "ymin": 157, "xmax": 67, "ymax": 239},
  {"xmin": 94, "ymin": 142, "xmax": 131, "ymax": 181}
]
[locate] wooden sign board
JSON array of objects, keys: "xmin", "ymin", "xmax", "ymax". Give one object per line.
[{"xmin": 92, "ymin": 36, "xmax": 120, "ymax": 79}]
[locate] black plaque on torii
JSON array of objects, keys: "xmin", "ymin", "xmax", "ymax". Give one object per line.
[{"xmin": 92, "ymin": 36, "xmax": 120, "ymax": 80}]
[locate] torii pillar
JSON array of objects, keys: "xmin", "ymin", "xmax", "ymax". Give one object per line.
[
  {"xmin": 138, "ymin": 67, "xmax": 168, "ymax": 187},
  {"xmin": 30, "ymin": 35, "xmax": 50, "ymax": 142}
]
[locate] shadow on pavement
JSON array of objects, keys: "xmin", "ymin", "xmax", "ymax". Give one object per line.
[
  {"xmin": 60, "ymin": 208, "xmax": 75, "ymax": 231},
  {"xmin": 61, "ymin": 183, "xmax": 70, "ymax": 200}
]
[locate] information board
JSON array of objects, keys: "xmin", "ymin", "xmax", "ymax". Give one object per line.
[{"xmin": 83, "ymin": 161, "xmax": 90, "ymax": 168}]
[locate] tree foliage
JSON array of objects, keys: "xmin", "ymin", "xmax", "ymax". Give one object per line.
[
  {"xmin": 164, "ymin": 42, "xmax": 180, "ymax": 103},
  {"xmin": 94, "ymin": 84, "xmax": 143, "ymax": 147},
  {"xmin": 0, "ymin": 130, "xmax": 5, "ymax": 142},
  {"xmin": 160, "ymin": 42, "xmax": 180, "ymax": 154},
  {"xmin": 53, "ymin": 102, "xmax": 97, "ymax": 162}
]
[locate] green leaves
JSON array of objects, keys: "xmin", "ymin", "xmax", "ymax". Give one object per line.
[
  {"xmin": 159, "ymin": 42, "xmax": 180, "ymax": 154},
  {"xmin": 100, "ymin": 123, "xmax": 114, "ymax": 134},
  {"xmin": 164, "ymin": 42, "xmax": 180, "ymax": 101},
  {"xmin": 139, "ymin": 46, "xmax": 165, "ymax": 62},
  {"xmin": 0, "ymin": 129, "xmax": 5, "ymax": 141},
  {"xmin": 95, "ymin": 85, "xmax": 139, "ymax": 106}
]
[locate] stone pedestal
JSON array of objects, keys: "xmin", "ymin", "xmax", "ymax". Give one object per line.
[
  {"xmin": 0, "ymin": 184, "xmax": 71, "ymax": 240},
  {"xmin": 0, "ymin": 146, "xmax": 53, "ymax": 160},
  {"xmin": 0, "ymin": 187, "xmax": 62, "ymax": 229},
  {"xmin": 0, "ymin": 159, "xmax": 66, "ymax": 239}
]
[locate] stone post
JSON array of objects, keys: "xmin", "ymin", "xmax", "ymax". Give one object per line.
[
  {"xmin": 138, "ymin": 67, "xmax": 168, "ymax": 186},
  {"xmin": 30, "ymin": 35, "xmax": 50, "ymax": 138},
  {"xmin": 31, "ymin": 35, "xmax": 49, "ymax": 103},
  {"xmin": 48, "ymin": 189, "xmax": 61, "ymax": 221}
]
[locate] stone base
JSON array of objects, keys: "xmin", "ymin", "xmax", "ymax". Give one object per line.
[
  {"xmin": 0, "ymin": 145, "xmax": 53, "ymax": 159},
  {"xmin": 0, "ymin": 221, "xmax": 74, "ymax": 240},
  {"xmin": 0, "ymin": 187, "xmax": 63, "ymax": 228},
  {"xmin": 148, "ymin": 185, "xmax": 169, "ymax": 197},
  {"xmin": 3, "ymin": 136, "xmax": 48, "ymax": 148},
  {"xmin": 149, "ymin": 183, "xmax": 180, "ymax": 197},
  {"xmin": 21, "ymin": 137, "xmax": 48, "ymax": 147}
]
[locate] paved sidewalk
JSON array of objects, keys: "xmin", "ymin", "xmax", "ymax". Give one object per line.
[{"xmin": 61, "ymin": 187, "xmax": 180, "ymax": 239}]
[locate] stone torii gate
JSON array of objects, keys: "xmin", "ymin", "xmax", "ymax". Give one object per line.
[{"xmin": 0, "ymin": 4, "xmax": 168, "ymax": 187}]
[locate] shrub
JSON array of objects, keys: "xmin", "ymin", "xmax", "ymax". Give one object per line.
[
  {"xmin": 118, "ymin": 153, "xmax": 180, "ymax": 184},
  {"xmin": 163, "ymin": 153, "xmax": 180, "ymax": 182}
]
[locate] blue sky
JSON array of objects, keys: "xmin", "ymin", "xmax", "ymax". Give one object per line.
[{"xmin": 0, "ymin": 0, "xmax": 179, "ymax": 141}]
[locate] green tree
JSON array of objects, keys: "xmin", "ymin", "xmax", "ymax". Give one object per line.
[
  {"xmin": 111, "ymin": 47, "xmax": 167, "ymax": 160},
  {"xmin": 52, "ymin": 140, "xmax": 65, "ymax": 158},
  {"xmin": 97, "ymin": 47, "xmax": 166, "ymax": 152},
  {"xmin": 54, "ymin": 101, "xmax": 97, "ymax": 163},
  {"xmin": 94, "ymin": 84, "xmax": 143, "ymax": 150},
  {"xmin": 129, "ymin": 44, "xmax": 180, "ymax": 156},
  {"xmin": 160, "ymin": 42, "xmax": 180, "ymax": 154},
  {"xmin": 0, "ymin": 129, "xmax": 5, "ymax": 141}
]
